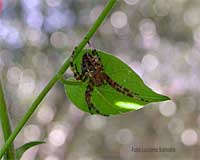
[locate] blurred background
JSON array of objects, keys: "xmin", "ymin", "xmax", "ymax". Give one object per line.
[{"xmin": 0, "ymin": 0, "xmax": 200, "ymax": 159}]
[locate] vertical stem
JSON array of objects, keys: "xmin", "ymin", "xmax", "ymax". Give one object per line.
[
  {"xmin": 0, "ymin": 80, "xmax": 15, "ymax": 160},
  {"xmin": 0, "ymin": 0, "xmax": 117, "ymax": 158}
]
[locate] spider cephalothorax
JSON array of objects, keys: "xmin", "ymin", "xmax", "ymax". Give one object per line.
[
  {"xmin": 82, "ymin": 52, "xmax": 105, "ymax": 86},
  {"xmin": 70, "ymin": 49, "xmax": 149, "ymax": 116}
]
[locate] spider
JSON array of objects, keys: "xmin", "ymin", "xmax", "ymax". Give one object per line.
[{"xmin": 70, "ymin": 49, "xmax": 149, "ymax": 116}]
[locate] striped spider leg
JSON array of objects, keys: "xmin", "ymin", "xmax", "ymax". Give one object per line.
[
  {"xmin": 70, "ymin": 50, "xmax": 84, "ymax": 81},
  {"xmin": 103, "ymin": 74, "xmax": 149, "ymax": 103},
  {"xmin": 85, "ymin": 79, "xmax": 108, "ymax": 116}
]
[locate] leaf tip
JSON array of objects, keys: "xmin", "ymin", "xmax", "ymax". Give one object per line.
[{"xmin": 161, "ymin": 95, "xmax": 171, "ymax": 101}]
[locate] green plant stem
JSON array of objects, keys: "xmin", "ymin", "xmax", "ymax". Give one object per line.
[
  {"xmin": 0, "ymin": 80, "xmax": 15, "ymax": 160},
  {"xmin": 0, "ymin": 0, "xmax": 117, "ymax": 158}
]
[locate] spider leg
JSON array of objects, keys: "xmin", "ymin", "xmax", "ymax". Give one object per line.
[
  {"xmin": 70, "ymin": 61, "xmax": 83, "ymax": 80},
  {"xmin": 91, "ymin": 49, "xmax": 101, "ymax": 62},
  {"xmin": 71, "ymin": 46, "xmax": 77, "ymax": 59},
  {"xmin": 85, "ymin": 80, "xmax": 108, "ymax": 116},
  {"xmin": 87, "ymin": 40, "xmax": 93, "ymax": 48},
  {"xmin": 103, "ymin": 74, "xmax": 149, "ymax": 103},
  {"xmin": 91, "ymin": 48, "xmax": 97, "ymax": 55},
  {"xmin": 91, "ymin": 49, "xmax": 105, "ymax": 71},
  {"xmin": 70, "ymin": 48, "xmax": 86, "ymax": 80},
  {"xmin": 70, "ymin": 54, "xmax": 87, "ymax": 81}
]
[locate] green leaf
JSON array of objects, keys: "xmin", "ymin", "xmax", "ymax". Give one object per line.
[
  {"xmin": 16, "ymin": 141, "xmax": 45, "ymax": 160},
  {"xmin": 64, "ymin": 49, "xmax": 170, "ymax": 116}
]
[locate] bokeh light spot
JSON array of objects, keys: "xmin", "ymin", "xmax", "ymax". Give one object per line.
[
  {"xmin": 159, "ymin": 101, "xmax": 176, "ymax": 117},
  {"xmin": 48, "ymin": 125, "xmax": 67, "ymax": 147},
  {"xmin": 26, "ymin": 11, "xmax": 44, "ymax": 29},
  {"xmin": 139, "ymin": 19, "xmax": 156, "ymax": 37},
  {"xmin": 124, "ymin": 0, "xmax": 139, "ymax": 5},
  {"xmin": 17, "ymin": 70, "xmax": 36, "ymax": 98},
  {"xmin": 7, "ymin": 66, "xmax": 22, "ymax": 85},
  {"xmin": 168, "ymin": 118, "xmax": 184, "ymax": 135},
  {"xmin": 50, "ymin": 31, "xmax": 68, "ymax": 49},
  {"xmin": 142, "ymin": 54, "xmax": 159, "ymax": 72},
  {"xmin": 37, "ymin": 104, "xmax": 55, "ymax": 125},
  {"xmin": 153, "ymin": 0, "xmax": 170, "ymax": 17},
  {"xmin": 24, "ymin": 124, "xmax": 41, "ymax": 141},
  {"xmin": 111, "ymin": 11, "xmax": 128, "ymax": 29},
  {"xmin": 181, "ymin": 129, "xmax": 198, "ymax": 146},
  {"xmin": 115, "ymin": 128, "xmax": 133, "ymax": 144},
  {"xmin": 45, "ymin": 155, "xmax": 59, "ymax": 160}
]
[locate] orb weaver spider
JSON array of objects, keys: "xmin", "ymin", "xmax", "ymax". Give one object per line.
[{"xmin": 70, "ymin": 48, "xmax": 149, "ymax": 116}]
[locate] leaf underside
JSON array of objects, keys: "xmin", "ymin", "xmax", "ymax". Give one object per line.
[{"xmin": 65, "ymin": 49, "xmax": 170, "ymax": 116}]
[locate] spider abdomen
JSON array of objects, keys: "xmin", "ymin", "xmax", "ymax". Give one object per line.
[{"xmin": 92, "ymin": 71, "xmax": 105, "ymax": 86}]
